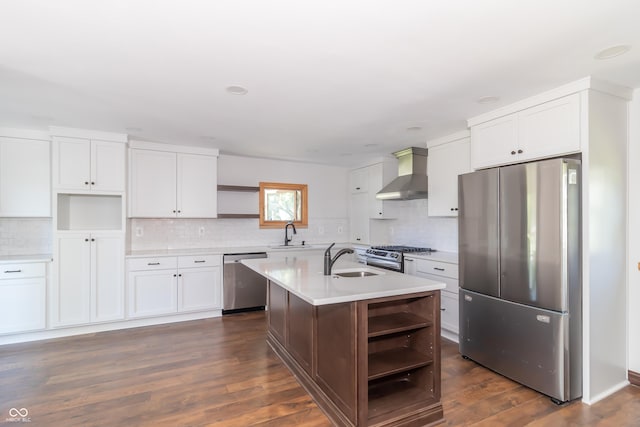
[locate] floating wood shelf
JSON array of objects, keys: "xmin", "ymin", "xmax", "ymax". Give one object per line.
[
  {"xmin": 217, "ymin": 185, "xmax": 259, "ymax": 192},
  {"xmin": 217, "ymin": 213, "xmax": 259, "ymax": 219}
]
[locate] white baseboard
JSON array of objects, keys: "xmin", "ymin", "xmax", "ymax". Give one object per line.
[
  {"xmin": 0, "ymin": 310, "xmax": 222, "ymax": 346},
  {"xmin": 441, "ymin": 328, "xmax": 459, "ymax": 344},
  {"xmin": 582, "ymin": 380, "xmax": 630, "ymax": 405}
]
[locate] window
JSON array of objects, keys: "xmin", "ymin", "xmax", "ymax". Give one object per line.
[{"xmin": 259, "ymin": 182, "xmax": 308, "ymax": 229}]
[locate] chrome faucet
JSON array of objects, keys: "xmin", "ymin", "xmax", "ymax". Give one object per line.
[
  {"xmin": 324, "ymin": 243, "xmax": 354, "ymax": 275},
  {"xmin": 284, "ymin": 221, "xmax": 297, "ymax": 246}
]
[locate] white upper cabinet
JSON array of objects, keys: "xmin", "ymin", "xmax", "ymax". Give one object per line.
[
  {"xmin": 176, "ymin": 153, "xmax": 218, "ymax": 218},
  {"xmin": 427, "ymin": 132, "xmax": 471, "ymax": 217},
  {"xmin": 349, "ymin": 192, "xmax": 370, "ymax": 244},
  {"xmin": 470, "ymin": 93, "xmax": 581, "ymax": 169},
  {"xmin": 349, "ymin": 167, "xmax": 368, "ymax": 193},
  {"xmin": 129, "ymin": 149, "xmax": 178, "ymax": 217},
  {"xmin": 348, "ymin": 160, "xmax": 396, "ymax": 244},
  {"xmin": 128, "ymin": 141, "xmax": 219, "ymax": 218},
  {"xmin": 0, "ymin": 137, "xmax": 50, "ymax": 217},
  {"xmin": 53, "ymin": 136, "xmax": 126, "ymax": 192}
]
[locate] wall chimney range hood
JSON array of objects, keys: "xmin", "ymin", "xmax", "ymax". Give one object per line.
[{"xmin": 376, "ymin": 147, "xmax": 428, "ymax": 200}]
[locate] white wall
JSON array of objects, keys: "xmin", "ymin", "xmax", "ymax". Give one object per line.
[
  {"xmin": 628, "ymin": 89, "xmax": 640, "ymax": 375},
  {"xmin": 129, "ymin": 154, "xmax": 350, "ymax": 250},
  {"xmin": 583, "ymin": 90, "xmax": 629, "ymax": 403}
]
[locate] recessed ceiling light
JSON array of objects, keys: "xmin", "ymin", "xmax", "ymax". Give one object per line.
[
  {"xmin": 477, "ymin": 96, "xmax": 500, "ymax": 104},
  {"xmin": 125, "ymin": 127, "xmax": 142, "ymax": 133},
  {"xmin": 406, "ymin": 126, "xmax": 422, "ymax": 132},
  {"xmin": 594, "ymin": 45, "xmax": 631, "ymax": 60},
  {"xmin": 226, "ymin": 85, "xmax": 248, "ymax": 95}
]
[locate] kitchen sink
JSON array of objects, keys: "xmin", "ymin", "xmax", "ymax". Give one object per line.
[{"xmin": 332, "ymin": 268, "xmax": 382, "ymax": 278}]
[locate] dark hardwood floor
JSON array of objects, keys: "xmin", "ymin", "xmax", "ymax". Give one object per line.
[{"xmin": 1, "ymin": 311, "xmax": 639, "ymax": 426}]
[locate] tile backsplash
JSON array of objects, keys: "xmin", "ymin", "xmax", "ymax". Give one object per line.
[
  {"xmin": 129, "ymin": 217, "xmax": 349, "ymax": 250},
  {"xmin": 370, "ymin": 199, "xmax": 458, "ymax": 252},
  {"xmin": 0, "ymin": 218, "xmax": 52, "ymax": 255},
  {"xmin": 0, "ymin": 202, "xmax": 457, "ymax": 255}
]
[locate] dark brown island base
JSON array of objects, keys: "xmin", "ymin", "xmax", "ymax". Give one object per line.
[{"xmin": 267, "ymin": 280, "xmax": 443, "ymax": 427}]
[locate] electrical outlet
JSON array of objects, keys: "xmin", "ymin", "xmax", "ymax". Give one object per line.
[
  {"xmin": 337, "ymin": 225, "xmax": 344, "ymax": 234},
  {"xmin": 135, "ymin": 227, "xmax": 143, "ymax": 237},
  {"xmin": 198, "ymin": 227, "xmax": 205, "ymax": 237}
]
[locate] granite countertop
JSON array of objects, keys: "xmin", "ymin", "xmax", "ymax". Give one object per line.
[
  {"xmin": 0, "ymin": 254, "xmax": 53, "ymax": 264},
  {"xmin": 242, "ymin": 253, "xmax": 445, "ymax": 306}
]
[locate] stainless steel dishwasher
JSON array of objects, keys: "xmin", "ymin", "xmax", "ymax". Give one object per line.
[{"xmin": 222, "ymin": 252, "xmax": 268, "ymax": 314}]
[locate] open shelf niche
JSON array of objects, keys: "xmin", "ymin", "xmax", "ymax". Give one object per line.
[
  {"xmin": 217, "ymin": 185, "xmax": 260, "ymax": 219},
  {"xmin": 366, "ymin": 294, "xmax": 438, "ymax": 425}
]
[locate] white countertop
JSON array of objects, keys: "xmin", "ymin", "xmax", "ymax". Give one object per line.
[
  {"xmin": 242, "ymin": 253, "xmax": 445, "ymax": 306},
  {"xmin": 403, "ymin": 250, "xmax": 458, "ymax": 264},
  {"xmin": 126, "ymin": 243, "xmax": 350, "ymax": 258},
  {"xmin": 0, "ymin": 254, "xmax": 52, "ymax": 264}
]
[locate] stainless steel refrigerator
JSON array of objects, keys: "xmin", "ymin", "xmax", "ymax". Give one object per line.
[{"xmin": 458, "ymin": 157, "xmax": 581, "ymax": 403}]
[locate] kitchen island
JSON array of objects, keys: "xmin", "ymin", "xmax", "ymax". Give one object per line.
[{"xmin": 243, "ymin": 253, "xmax": 446, "ymax": 427}]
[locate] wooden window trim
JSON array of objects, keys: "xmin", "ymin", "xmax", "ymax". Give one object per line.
[{"xmin": 259, "ymin": 182, "xmax": 308, "ymax": 229}]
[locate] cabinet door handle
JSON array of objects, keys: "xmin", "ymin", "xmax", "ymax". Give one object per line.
[
  {"xmin": 172, "ymin": 210, "xmax": 176, "ymax": 213},
  {"xmin": 356, "ymin": 238, "xmax": 361, "ymax": 241},
  {"xmin": 405, "ymin": 259, "xmax": 414, "ymax": 262},
  {"xmin": 441, "ymin": 308, "xmax": 446, "ymax": 311},
  {"xmin": 173, "ymin": 274, "xmax": 177, "ymax": 277},
  {"xmin": 85, "ymin": 238, "xmax": 89, "ymax": 242},
  {"xmin": 434, "ymin": 267, "xmax": 445, "ymax": 271},
  {"xmin": 178, "ymin": 274, "xmax": 182, "ymax": 277},
  {"xmin": 84, "ymin": 181, "xmax": 89, "ymax": 185},
  {"xmin": 510, "ymin": 150, "xmax": 516, "ymax": 155},
  {"xmin": 147, "ymin": 262, "xmax": 160, "ymax": 266},
  {"xmin": 450, "ymin": 207, "xmax": 459, "ymax": 211},
  {"xmin": 194, "ymin": 260, "xmax": 206, "ymax": 263},
  {"xmin": 517, "ymin": 149, "xmax": 523, "ymax": 154},
  {"xmin": 91, "ymin": 181, "xmax": 95, "ymax": 185},
  {"xmin": 91, "ymin": 238, "xmax": 95, "ymax": 242},
  {"xmin": 4, "ymin": 270, "xmax": 22, "ymax": 273},
  {"xmin": 355, "ymin": 187, "xmax": 361, "ymax": 190},
  {"xmin": 177, "ymin": 210, "xmax": 181, "ymax": 213}
]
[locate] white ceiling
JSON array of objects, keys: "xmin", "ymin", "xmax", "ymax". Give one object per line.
[{"xmin": 1, "ymin": 0, "xmax": 640, "ymax": 166}]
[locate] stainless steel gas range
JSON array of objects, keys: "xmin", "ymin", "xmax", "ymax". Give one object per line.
[{"xmin": 365, "ymin": 245, "xmax": 436, "ymax": 272}]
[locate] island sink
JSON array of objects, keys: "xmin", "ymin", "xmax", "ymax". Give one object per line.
[{"xmin": 332, "ymin": 267, "xmax": 382, "ymax": 278}]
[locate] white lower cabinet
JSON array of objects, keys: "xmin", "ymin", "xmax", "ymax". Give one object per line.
[
  {"xmin": 0, "ymin": 263, "xmax": 47, "ymax": 334},
  {"xmin": 128, "ymin": 269, "xmax": 178, "ymax": 318},
  {"xmin": 51, "ymin": 233, "xmax": 124, "ymax": 327},
  {"xmin": 404, "ymin": 256, "xmax": 459, "ymax": 341},
  {"xmin": 127, "ymin": 255, "xmax": 222, "ymax": 319}
]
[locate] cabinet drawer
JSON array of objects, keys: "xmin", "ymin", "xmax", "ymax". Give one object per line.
[
  {"xmin": 441, "ymin": 291, "xmax": 459, "ymax": 334},
  {"xmin": 178, "ymin": 254, "xmax": 220, "ymax": 269},
  {"xmin": 0, "ymin": 263, "xmax": 46, "ymax": 280},
  {"xmin": 416, "ymin": 259, "xmax": 458, "ymax": 280},
  {"xmin": 127, "ymin": 257, "xmax": 177, "ymax": 271}
]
